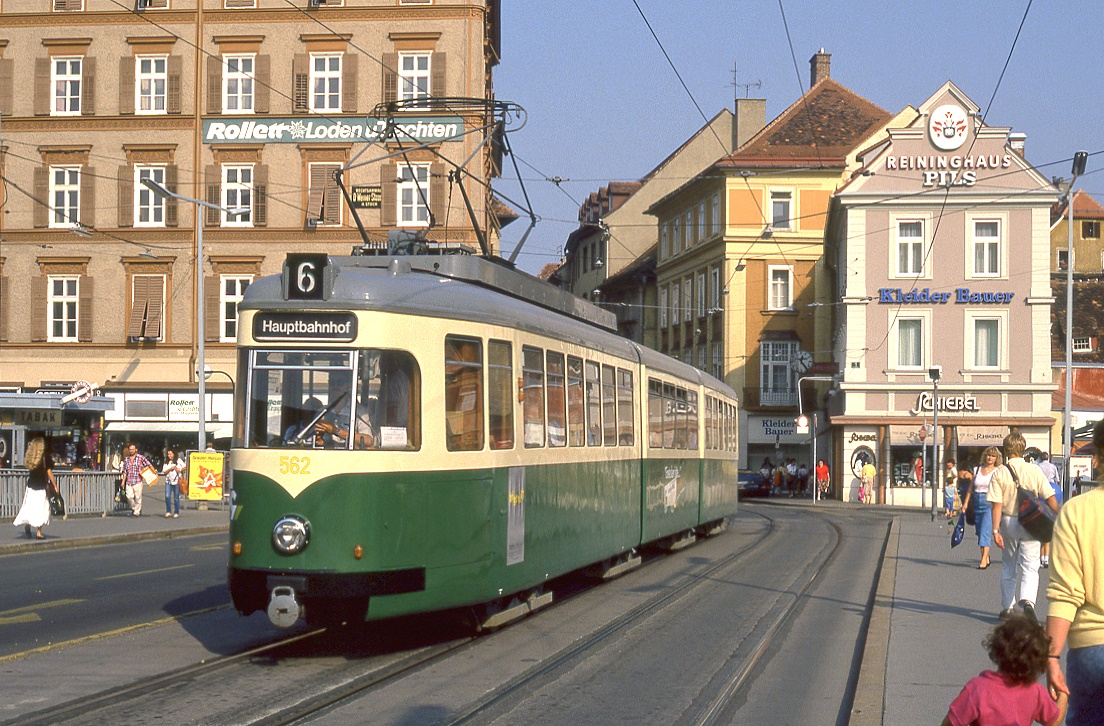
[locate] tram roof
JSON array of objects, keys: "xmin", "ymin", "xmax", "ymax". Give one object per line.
[{"xmin": 241, "ymin": 254, "xmax": 735, "ymax": 400}]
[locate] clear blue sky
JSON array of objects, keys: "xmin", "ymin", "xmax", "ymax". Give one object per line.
[{"xmin": 493, "ymin": 1, "xmax": 1102, "ymax": 275}]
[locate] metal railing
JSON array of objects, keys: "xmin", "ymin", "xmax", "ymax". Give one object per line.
[{"xmin": 1, "ymin": 470, "xmax": 130, "ymax": 519}]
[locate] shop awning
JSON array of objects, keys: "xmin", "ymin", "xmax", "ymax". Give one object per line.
[
  {"xmin": 956, "ymin": 426, "xmax": 1007, "ymax": 447},
  {"xmin": 104, "ymin": 422, "xmax": 232, "ymax": 437},
  {"xmin": 0, "ymin": 393, "xmax": 114, "ymax": 412}
]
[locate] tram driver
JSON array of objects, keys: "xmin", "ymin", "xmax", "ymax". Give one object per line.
[{"xmin": 313, "ymin": 369, "xmax": 376, "ymax": 450}]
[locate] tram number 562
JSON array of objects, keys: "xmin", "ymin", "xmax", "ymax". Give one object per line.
[
  {"xmin": 278, "ymin": 456, "xmax": 311, "ymax": 475},
  {"xmin": 285, "ymin": 253, "xmax": 329, "ymax": 300}
]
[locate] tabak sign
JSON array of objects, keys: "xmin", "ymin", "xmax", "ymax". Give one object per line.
[{"xmin": 882, "ymin": 104, "xmax": 1013, "ymax": 187}]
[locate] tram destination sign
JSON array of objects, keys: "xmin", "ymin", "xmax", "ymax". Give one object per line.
[{"xmin": 253, "ymin": 312, "xmax": 358, "ymax": 342}]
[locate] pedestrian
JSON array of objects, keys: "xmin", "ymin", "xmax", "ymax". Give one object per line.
[
  {"xmin": 962, "ymin": 446, "xmax": 1000, "ymax": 570},
  {"xmin": 162, "ymin": 449, "xmax": 184, "ymax": 518},
  {"xmin": 941, "ymin": 616, "xmax": 1066, "ymax": 726},
  {"xmin": 785, "ymin": 458, "xmax": 797, "ymax": 496},
  {"xmin": 1034, "ymin": 452, "xmax": 1062, "ymax": 569},
  {"xmin": 861, "ymin": 459, "xmax": 876, "ymax": 504},
  {"xmin": 1045, "ymin": 417, "xmax": 1104, "ymax": 726},
  {"xmin": 118, "ymin": 441, "xmax": 153, "ymax": 517},
  {"xmin": 815, "ymin": 459, "xmax": 830, "ymax": 497},
  {"xmin": 989, "ymin": 432, "xmax": 1060, "ymax": 622},
  {"xmin": 12, "ymin": 437, "xmax": 55, "ymax": 540},
  {"xmin": 945, "ymin": 458, "xmax": 959, "ymax": 518},
  {"xmin": 796, "ymin": 462, "xmax": 809, "ymax": 496}
]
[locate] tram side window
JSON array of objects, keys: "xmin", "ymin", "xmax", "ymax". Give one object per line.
[
  {"xmin": 445, "ymin": 336, "xmax": 484, "ymax": 451},
  {"xmin": 705, "ymin": 397, "xmax": 714, "ymax": 450},
  {"xmin": 617, "ymin": 368, "xmax": 634, "ymax": 446},
  {"xmin": 726, "ymin": 402, "xmax": 736, "ymax": 451},
  {"xmin": 662, "ymin": 382, "xmax": 676, "ymax": 449},
  {"xmin": 687, "ymin": 391, "xmax": 698, "ymax": 450},
  {"xmin": 674, "ymin": 387, "xmax": 687, "ymax": 450},
  {"xmin": 648, "ymin": 378, "xmax": 663, "ymax": 449},
  {"xmin": 567, "ymin": 356, "xmax": 585, "ymax": 447},
  {"xmin": 522, "ymin": 346, "xmax": 545, "ymax": 448},
  {"xmin": 547, "ymin": 352, "xmax": 567, "ymax": 448},
  {"xmin": 488, "ymin": 340, "xmax": 514, "ymax": 450},
  {"xmin": 585, "ymin": 360, "xmax": 602, "ymax": 446},
  {"xmin": 601, "ymin": 364, "xmax": 617, "ymax": 446}
]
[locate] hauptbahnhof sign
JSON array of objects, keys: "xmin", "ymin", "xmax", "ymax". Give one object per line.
[{"xmin": 202, "ymin": 116, "xmax": 465, "ymax": 144}]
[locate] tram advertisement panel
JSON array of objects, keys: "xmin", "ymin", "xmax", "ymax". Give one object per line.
[{"xmin": 187, "ymin": 450, "xmax": 226, "ymax": 501}]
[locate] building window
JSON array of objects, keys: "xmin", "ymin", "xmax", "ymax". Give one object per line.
[
  {"xmin": 896, "ymin": 318, "xmax": 923, "ymax": 368},
  {"xmin": 771, "ymin": 190, "xmax": 791, "ymax": 230},
  {"xmin": 49, "ymin": 166, "xmax": 80, "ymax": 228},
  {"xmin": 53, "ymin": 57, "xmax": 82, "ymax": 115},
  {"xmin": 696, "ymin": 272, "xmax": 706, "ymax": 318},
  {"xmin": 760, "ymin": 341, "xmax": 797, "ymax": 406},
  {"xmin": 712, "ymin": 342, "xmax": 722, "ymax": 379},
  {"xmin": 660, "ymin": 224, "xmax": 668, "ymax": 261},
  {"xmin": 222, "ymin": 165, "xmax": 253, "ymax": 226},
  {"xmin": 397, "ymin": 163, "xmax": 430, "ymax": 226},
  {"xmin": 710, "ymin": 267, "xmax": 721, "ymax": 309},
  {"xmin": 1083, "ymin": 221, "xmax": 1101, "ymax": 239},
  {"xmin": 698, "ymin": 202, "xmax": 706, "ymax": 241},
  {"xmin": 398, "ymin": 52, "xmax": 431, "ymax": 104},
  {"xmin": 127, "ymin": 274, "xmax": 165, "ymax": 341},
  {"xmin": 223, "ymin": 55, "xmax": 254, "ymax": 113},
  {"xmin": 973, "ymin": 220, "xmax": 1000, "ymax": 277},
  {"xmin": 136, "ymin": 55, "xmax": 167, "ymax": 114},
  {"xmin": 671, "ymin": 282, "xmax": 680, "ymax": 324},
  {"xmin": 1057, "ymin": 249, "xmax": 1069, "ymax": 271},
  {"xmin": 672, "ymin": 217, "xmax": 680, "ymax": 254},
  {"xmin": 1073, "ymin": 337, "xmax": 1093, "ymax": 353},
  {"xmin": 686, "ymin": 209, "xmax": 694, "ymax": 247},
  {"xmin": 220, "ymin": 275, "xmax": 252, "ymax": 342},
  {"xmin": 973, "ymin": 318, "xmax": 999, "ymax": 368},
  {"xmin": 659, "ymin": 287, "xmax": 668, "ymax": 328},
  {"xmin": 310, "ymin": 53, "xmax": 341, "ymax": 112},
  {"xmin": 134, "ymin": 165, "xmax": 166, "ymax": 227},
  {"xmin": 682, "ymin": 277, "xmax": 692, "ymax": 322},
  {"xmin": 712, "ymin": 193, "xmax": 720, "ymax": 235},
  {"xmin": 768, "ymin": 265, "xmax": 793, "ymax": 310},
  {"xmin": 48, "ymin": 275, "xmax": 79, "ymax": 342},
  {"xmin": 897, "ymin": 220, "xmax": 925, "ymax": 276}
]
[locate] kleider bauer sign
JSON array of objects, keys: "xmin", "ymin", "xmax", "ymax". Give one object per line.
[
  {"xmin": 202, "ymin": 116, "xmax": 464, "ymax": 144},
  {"xmin": 253, "ymin": 312, "xmax": 358, "ymax": 342}
]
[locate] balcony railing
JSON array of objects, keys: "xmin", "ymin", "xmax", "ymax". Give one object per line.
[{"xmin": 743, "ymin": 387, "xmax": 799, "ymax": 408}]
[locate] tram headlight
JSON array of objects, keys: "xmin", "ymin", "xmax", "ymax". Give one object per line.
[{"xmin": 272, "ymin": 515, "xmax": 311, "ymax": 555}]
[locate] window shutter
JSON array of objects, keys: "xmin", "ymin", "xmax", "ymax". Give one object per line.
[
  {"xmin": 253, "ymin": 164, "xmax": 268, "ymax": 227},
  {"xmin": 167, "ymin": 55, "xmax": 182, "ymax": 114},
  {"xmin": 31, "ymin": 276, "xmax": 48, "ymax": 342},
  {"xmin": 341, "ymin": 53, "xmax": 357, "ymax": 113},
  {"xmin": 254, "ymin": 55, "xmax": 271, "ymax": 114},
  {"xmin": 81, "ymin": 56, "xmax": 96, "ymax": 115},
  {"xmin": 307, "ymin": 164, "xmax": 326, "ymax": 222},
  {"xmin": 0, "ymin": 277, "xmax": 7, "ymax": 342},
  {"xmin": 431, "ymin": 52, "xmax": 446, "ymax": 98},
  {"xmin": 143, "ymin": 277, "xmax": 163, "ymax": 339},
  {"xmin": 292, "ymin": 54, "xmax": 308, "ymax": 113},
  {"xmin": 205, "ymin": 165, "xmax": 220, "ymax": 227},
  {"xmin": 127, "ymin": 275, "xmax": 149, "ymax": 339},
  {"xmin": 165, "ymin": 165, "xmax": 179, "ymax": 227},
  {"xmin": 118, "ymin": 165, "xmax": 133, "ymax": 227},
  {"xmin": 119, "ymin": 56, "xmax": 134, "ymax": 114},
  {"xmin": 205, "ymin": 276, "xmax": 220, "ymax": 342},
  {"xmin": 380, "ymin": 162, "xmax": 396, "ymax": 227},
  {"xmin": 0, "ymin": 59, "xmax": 13, "ymax": 116},
  {"xmin": 78, "ymin": 276, "xmax": 93, "ymax": 342},
  {"xmin": 322, "ymin": 164, "xmax": 340, "ymax": 225},
  {"xmin": 80, "ymin": 166, "xmax": 95, "ymax": 227},
  {"xmin": 207, "ymin": 56, "xmax": 222, "ymax": 115},
  {"xmin": 33, "ymin": 167, "xmax": 48, "ymax": 228},
  {"xmin": 429, "ymin": 162, "xmax": 446, "ymax": 226},
  {"xmin": 34, "ymin": 58, "xmax": 51, "ymax": 116},
  {"xmin": 381, "ymin": 53, "xmax": 398, "ymax": 105}
]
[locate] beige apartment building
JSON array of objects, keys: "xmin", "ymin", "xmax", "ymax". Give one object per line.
[{"xmin": 0, "ymin": 0, "xmax": 500, "ymax": 467}]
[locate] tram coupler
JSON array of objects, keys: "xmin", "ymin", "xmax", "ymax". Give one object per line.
[{"xmin": 267, "ymin": 586, "xmax": 303, "ymax": 628}]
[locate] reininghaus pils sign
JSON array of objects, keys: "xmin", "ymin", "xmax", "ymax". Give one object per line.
[{"xmin": 202, "ymin": 116, "xmax": 465, "ymax": 144}]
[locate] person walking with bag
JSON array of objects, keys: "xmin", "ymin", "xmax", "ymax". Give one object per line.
[
  {"xmin": 119, "ymin": 442, "xmax": 153, "ymax": 517},
  {"xmin": 1045, "ymin": 418, "xmax": 1104, "ymax": 726},
  {"xmin": 162, "ymin": 449, "xmax": 184, "ymax": 518},
  {"xmin": 989, "ymin": 432, "xmax": 1059, "ymax": 623},
  {"xmin": 13, "ymin": 437, "xmax": 55, "ymax": 540},
  {"xmin": 963, "ymin": 448, "xmax": 1001, "ymax": 570}
]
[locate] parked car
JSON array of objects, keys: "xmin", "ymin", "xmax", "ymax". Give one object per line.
[{"xmin": 738, "ymin": 469, "xmax": 771, "ymax": 498}]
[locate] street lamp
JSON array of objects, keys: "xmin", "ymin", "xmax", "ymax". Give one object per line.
[
  {"xmin": 142, "ymin": 179, "xmax": 246, "ymax": 453},
  {"xmin": 928, "ymin": 365, "xmax": 942, "ymax": 521},
  {"xmin": 796, "ymin": 374, "xmax": 836, "ymax": 503},
  {"xmin": 1064, "ymin": 151, "xmax": 1089, "ymax": 499}
]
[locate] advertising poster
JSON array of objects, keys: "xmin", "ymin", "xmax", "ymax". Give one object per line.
[{"xmin": 187, "ymin": 450, "xmax": 225, "ymax": 501}]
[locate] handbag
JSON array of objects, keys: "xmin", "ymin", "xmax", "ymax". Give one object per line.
[
  {"xmin": 140, "ymin": 464, "xmax": 159, "ymax": 486},
  {"xmin": 951, "ymin": 512, "xmax": 965, "ymax": 548},
  {"xmin": 48, "ymin": 491, "xmax": 66, "ymax": 517},
  {"xmin": 1007, "ymin": 464, "xmax": 1057, "ymax": 543}
]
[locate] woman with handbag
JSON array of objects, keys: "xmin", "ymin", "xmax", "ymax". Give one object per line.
[
  {"xmin": 12, "ymin": 437, "xmax": 55, "ymax": 540},
  {"xmin": 961, "ymin": 446, "xmax": 1001, "ymax": 570}
]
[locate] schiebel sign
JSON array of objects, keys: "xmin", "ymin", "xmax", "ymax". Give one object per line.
[
  {"xmin": 909, "ymin": 391, "xmax": 981, "ymax": 415},
  {"xmin": 202, "ymin": 116, "xmax": 464, "ymax": 144}
]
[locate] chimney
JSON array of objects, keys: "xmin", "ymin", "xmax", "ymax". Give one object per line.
[
  {"xmin": 1007, "ymin": 131, "xmax": 1026, "ymax": 158},
  {"xmin": 810, "ymin": 49, "xmax": 831, "ymax": 87},
  {"xmin": 733, "ymin": 97, "xmax": 766, "ymax": 151}
]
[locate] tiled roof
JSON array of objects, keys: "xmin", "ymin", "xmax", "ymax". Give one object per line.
[
  {"xmin": 537, "ymin": 261, "xmax": 563, "ymax": 282},
  {"xmin": 1050, "ymin": 276, "xmax": 1104, "ymax": 364},
  {"xmin": 716, "ymin": 77, "xmax": 891, "ymax": 169},
  {"xmin": 1052, "ymin": 189, "xmax": 1104, "ymax": 224}
]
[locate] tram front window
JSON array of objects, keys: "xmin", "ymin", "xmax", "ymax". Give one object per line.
[{"xmin": 246, "ymin": 349, "xmax": 420, "ymax": 451}]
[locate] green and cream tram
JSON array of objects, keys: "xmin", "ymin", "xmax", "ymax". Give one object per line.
[{"xmin": 228, "ymin": 253, "xmax": 739, "ymax": 628}]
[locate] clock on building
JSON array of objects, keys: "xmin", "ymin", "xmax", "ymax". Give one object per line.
[{"xmin": 790, "ymin": 349, "xmax": 813, "ymax": 374}]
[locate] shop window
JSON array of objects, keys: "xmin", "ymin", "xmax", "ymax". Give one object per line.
[
  {"xmin": 522, "ymin": 346, "xmax": 545, "ymax": 448},
  {"xmin": 896, "ymin": 220, "xmax": 925, "ymax": 276},
  {"xmin": 487, "ymin": 340, "xmax": 514, "ymax": 449},
  {"xmin": 444, "ymin": 336, "xmax": 483, "ymax": 451},
  {"xmin": 566, "ymin": 355, "xmax": 585, "ymax": 447}
]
